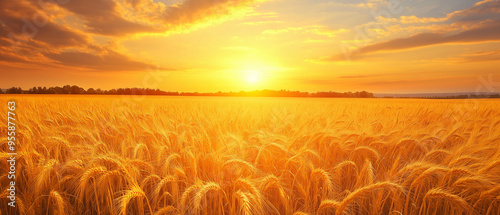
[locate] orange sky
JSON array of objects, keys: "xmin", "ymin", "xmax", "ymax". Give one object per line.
[{"xmin": 1, "ymin": 0, "xmax": 500, "ymax": 93}]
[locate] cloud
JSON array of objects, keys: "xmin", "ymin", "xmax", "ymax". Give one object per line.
[
  {"xmin": 398, "ymin": 16, "xmax": 446, "ymax": 24},
  {"xmin": 44, "ymin": 49, "xmax": 160, "ymax": 71},
  {"xmin": 0, "ymin": 0, "xmax": 95, "ymax": 69},
  {"xmin": 338, "ymin": 75, "xmax": 381, "ymax": 79},
  {"xmin": 0, "ymin": 50, "xmax": 30, "ymax": 64},
  {"xmin": 386, "ymin": 0, "xmax": 500, "ymax": 24},
  {"xmin": 262, "ymin": 25, "xmax": 346, "ymax": 38},
  {"xmin": 42, "ymin": 0, "xmax": 271, "ymax": 36},
  {"xmin": 358, "ymin": 20, "xmax": 500, "ymax": 54},
  {"xmin": 440, "ymin": 49, "xmax": 500, "ymax": 63},
  {"xmin": 324, "ymin": 0, "xmax": 388, "ymax": 9},
  {"xmin": 160, "ymin": 0, "xmax": 267, "ymax": 32},
  {"xmin": 323, "ymin": 0, "xmax": 500, "ymax": 62},
  {"xmin": 51, "ymin": 0, "xmax": 161, "ymax": 36},
  {"xmin": 324, "ymin": 20, "xmax": 500, "ymax": 62},
  {"xmin": 0, "ymin": 0, "xmax": 273, "ymax": 73},
  {"xmin": 447, "ymin": 0, "xmax": 500, "ymax": 22},
  {"xmin": 0, "ymin": 0, "xmax": 153, "ymax": 72},
  {"xmin": 242, "ymin": 20, "xmax": 283, "ymax": 25},
  {"xmin": 0, "ymin": 0, "xmax": 90, "ymax": 48},
  {"xmin": 2, "ymin": 0, "xmax": 267, "ymax": 73}
]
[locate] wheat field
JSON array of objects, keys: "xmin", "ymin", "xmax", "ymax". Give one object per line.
[{"xmin": 0, "ymin": 95, "xmax": 499, "ymax": 215}]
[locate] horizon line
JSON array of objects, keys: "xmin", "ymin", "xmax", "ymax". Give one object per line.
[{"xmin": 1, "ymin": 86, "xmax": 499, "ymax": 95}]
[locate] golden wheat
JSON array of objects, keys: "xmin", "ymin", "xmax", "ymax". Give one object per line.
[{"xmin": 0, "ymin": 95, "xmax": 499, "ymax": 214}]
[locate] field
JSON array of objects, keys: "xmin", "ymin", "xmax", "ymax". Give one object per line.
[{"xmin": 1, "ymin": 95, "xmax": 500, "ymax": 215}]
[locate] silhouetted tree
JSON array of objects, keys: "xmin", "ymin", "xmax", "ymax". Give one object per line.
[
  {"xmin": 28, "ymin": 87, "xmax": 37, "ymax": 94},
  {"xmin": 2, "ymin": 85, "xmax": 379, "ymax": 98},
  {"xmin": 6, "ymin": 87, "xmax": 23, "ymax": 94},
  {"xmin": 62, "ymin": 85, "xmax": 71, "ymax": 94},
  {"xmin": 359, "ymin": 91, "xmax": 373, "ymax": 98},
  {"xmin": 70, "ymin": 85, "xmax": 84, "ymax": 94},
  {"xmin": 47, "ymin": 87, "xmax": 57, "ymax": 94},
  {"xmin": 87, "ymin": 88, "xmax": 97, "ymax": 94}
]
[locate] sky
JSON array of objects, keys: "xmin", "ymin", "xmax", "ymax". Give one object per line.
[{"xmin": 0, "ymin": 0, "xmax": 499, "ymax": 93}]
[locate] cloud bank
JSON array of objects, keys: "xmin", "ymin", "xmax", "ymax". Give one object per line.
[
  {"xmin": 0, "ymin": 0, "xmax": 268, "ymax": 72},
  {"xmin": 325, "ymin": 0, "xmax": 500, "ymax": 62}
]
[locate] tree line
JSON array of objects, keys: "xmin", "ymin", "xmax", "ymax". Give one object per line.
[{"xmin": 1, "ymin": 85, "xmax": 375, "ymax": 98}]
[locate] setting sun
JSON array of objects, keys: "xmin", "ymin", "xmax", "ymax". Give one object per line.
[{"xmin": 246, "ymin": 70, "xmax": 260, "ymax": 84}]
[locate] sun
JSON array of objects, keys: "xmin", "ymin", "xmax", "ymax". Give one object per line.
[
  {"xmin": 246, "ymin": 70, "xmax": 260, "ymax": 84},
  {"xmin": 247, "ymin": 74, "xmax": 259, "ymax": 84}
]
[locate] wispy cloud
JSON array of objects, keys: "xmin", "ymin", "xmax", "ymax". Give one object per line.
[
  {"xmin": 338, "ymin": 74, "xmax": 381, "ymax": 79},
  {"xmin": 323, "ymin": 0, "xmax": 500, "ymax": 62},
  {"xmin": 438, "ymin": 49, "xmax": 500, "ymax": 63},
  {"xmin": 44, "ymin": 48, "xmax": 167, "ymax": 72},
  {"xmin": 242, "ymin": 20, "xmax": 283, "ymax": 25},
  {"xmin": 324, "ymin": 0, "xmax": 389, "ymax": 9},
  {"xmin": 160, "ymin": 0, "xmax": 269, "ymax": 32},
  {"xmin": 356, "ymin": 20, "xmax": 500, "ymax": 54},
  {"xmin": 262, "ymin": 25, "xmax": 346, "ymax": 38}
]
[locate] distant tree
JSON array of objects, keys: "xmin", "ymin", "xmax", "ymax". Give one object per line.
[
  {"xmin": 47, "ymin": 87, "xmax": 57, "ymax": 94},
  {"xmin": 359, "ymin": 91, "xmax": 374, "ymax": 98},
  {"xmin": 28, "ymin": 87, "xmax": 37, "ymax": 94},
  {"xmin": 87, "ymin": 88, "xmax": 97, "ymax": 94},
  {"xmin": 62, "ymin": 85, "xmax": 71, "ymax": 94},
  {"xmin": 6, "ymin": 87, "xmax": 23, "ymax": 94},
  {"xmin": 70, "ymin": 85, "xmax": 85, "ymax": 94},
  {"xmin": 2, "ymin": 85, "xmax": 377, "ymax": 98},
  {"xmin": 54, "ymin": 86, "xmax": 63, "ymax": 94},
  {"xmin": 489, "ymin": 94, "xmax": 500, "ymax": 98}
]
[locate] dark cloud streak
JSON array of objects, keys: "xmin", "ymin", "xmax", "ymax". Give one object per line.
[
  {"xmin": 358, "ymin": 20, "xmax": 500, "ymax": 55},
  {"xmin": 45, "ymin": 50, "xmax": 157, "ymax": 71}
]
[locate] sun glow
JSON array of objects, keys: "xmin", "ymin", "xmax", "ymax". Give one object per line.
[
  {"xmin": 238, "ymin": 59, "xmax": 269, "ymax": 86},
  {"xmin": 246, "ymin": 71, "xmax": 260, "ymax": 84},
  {"xmin": 232, "ymin": 58, "xmax": 285, "ymax": 89}
]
